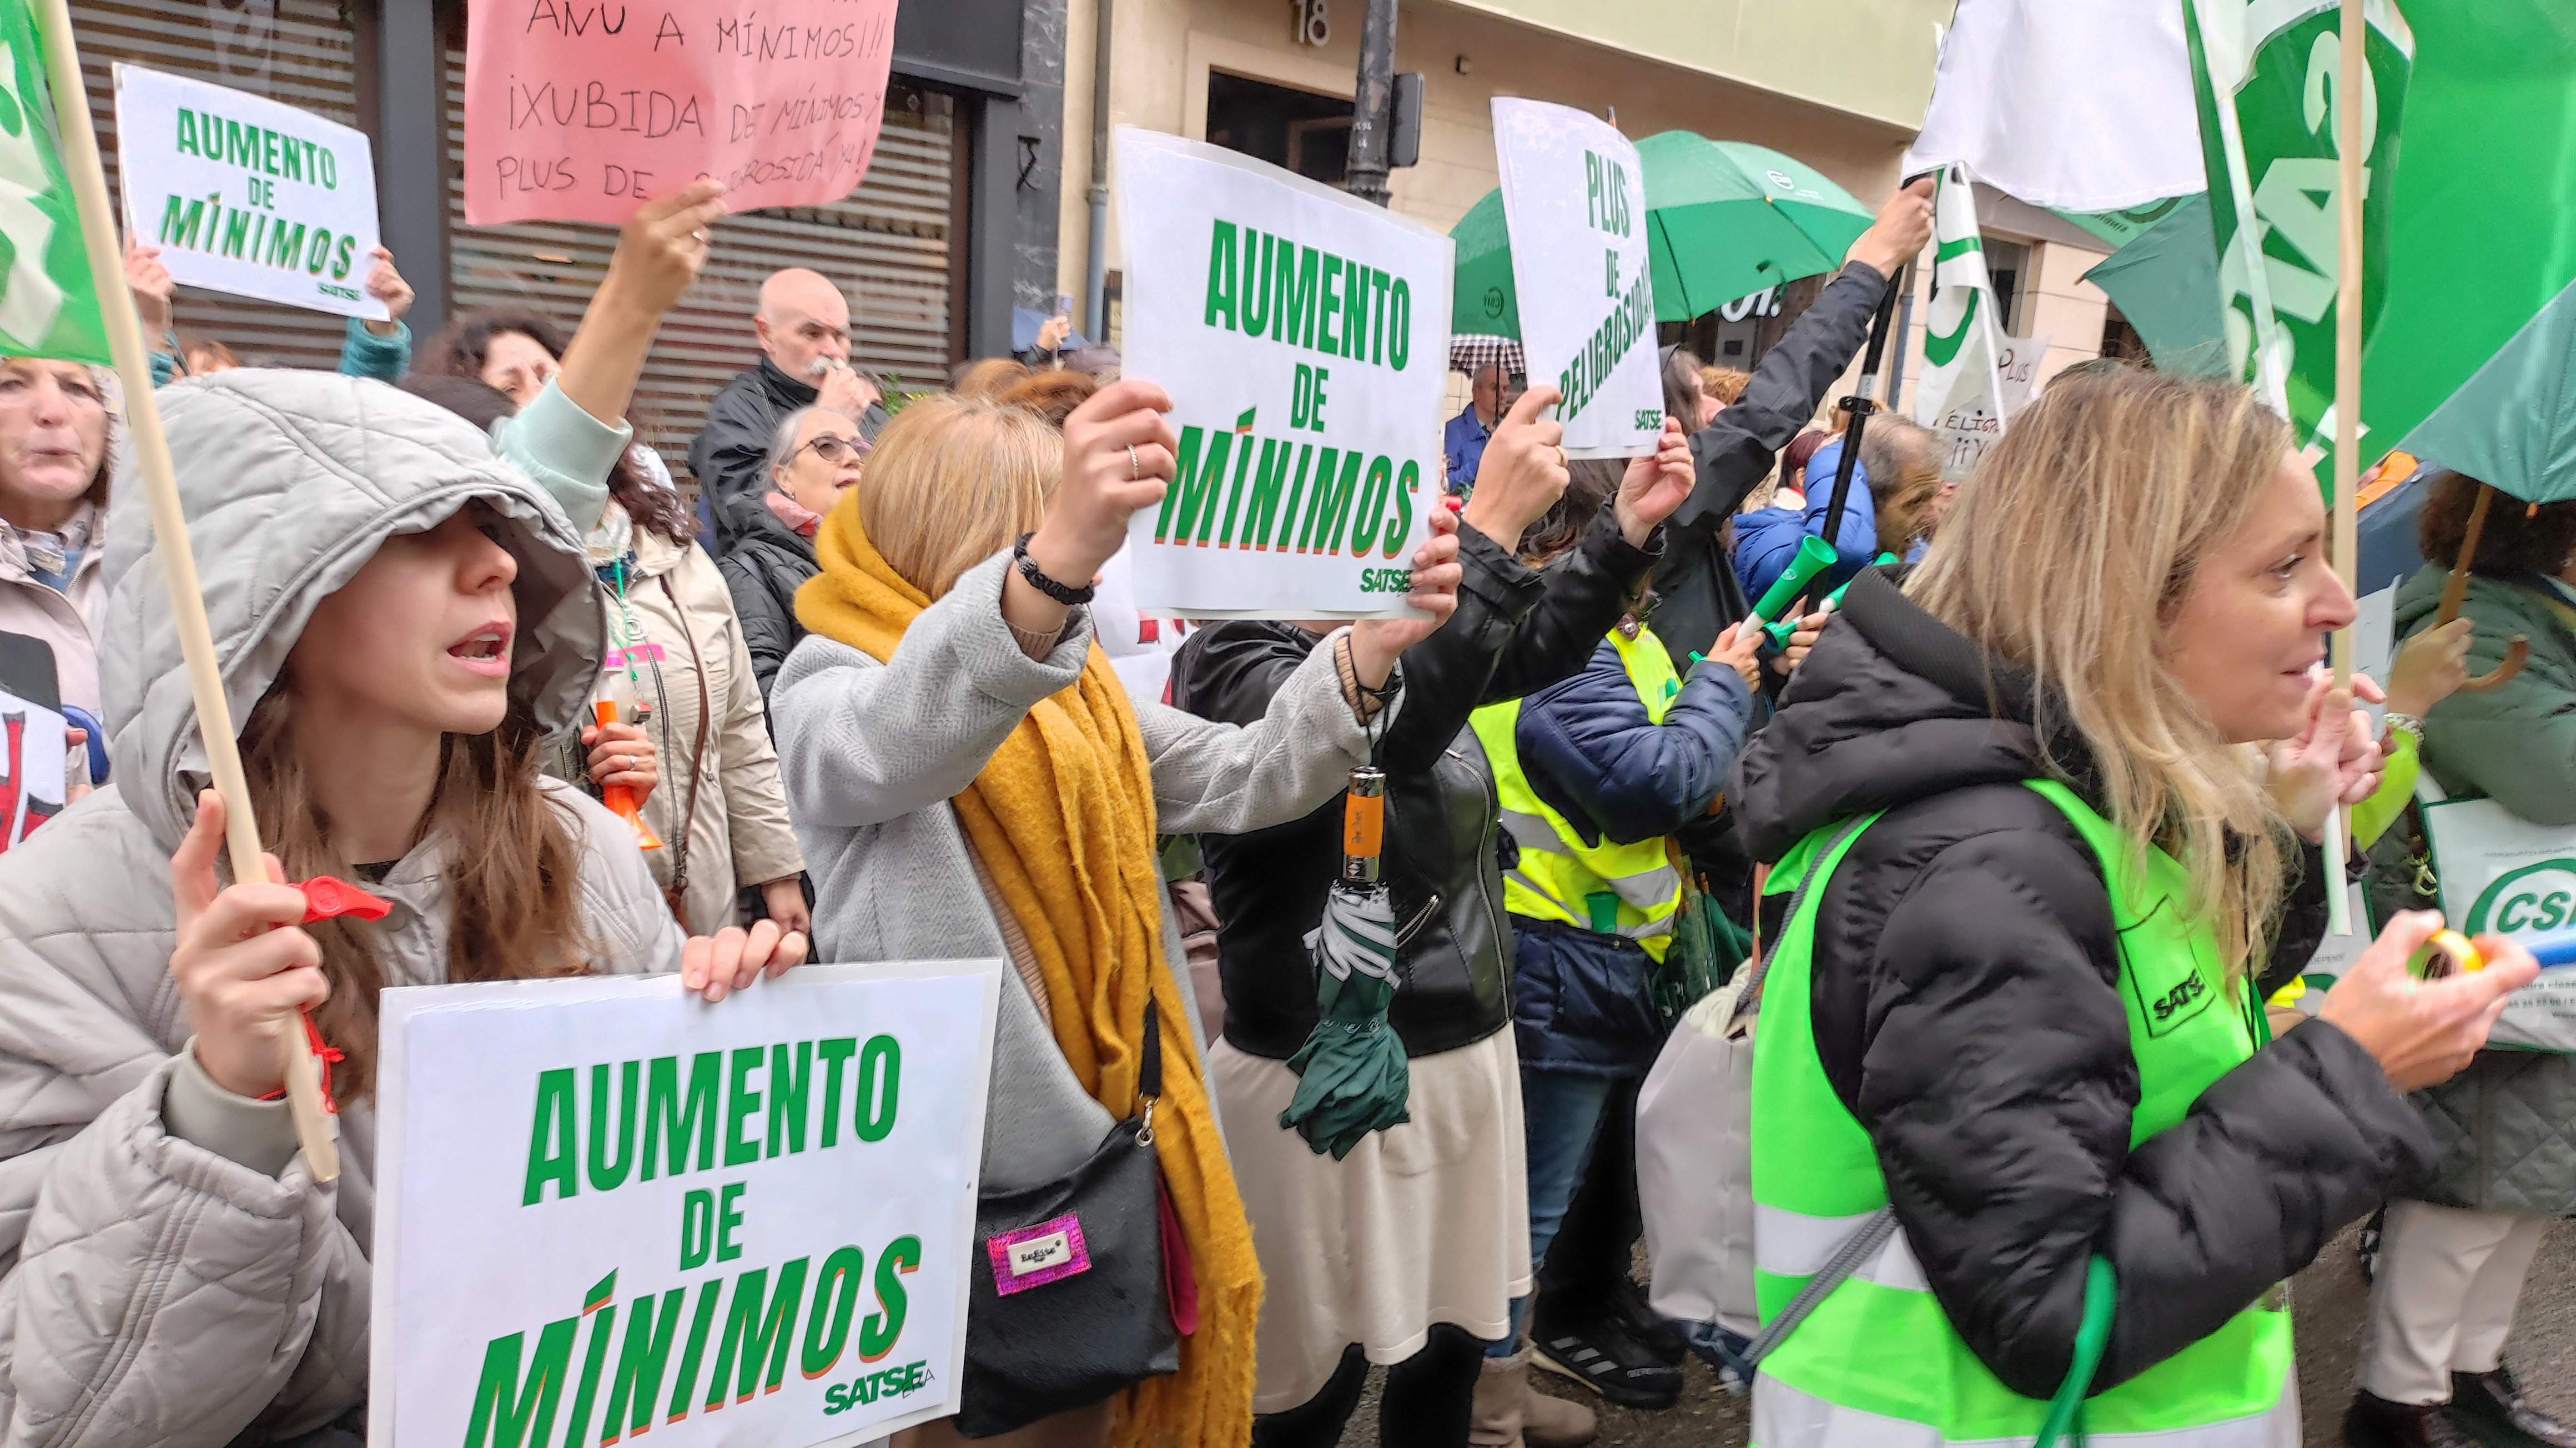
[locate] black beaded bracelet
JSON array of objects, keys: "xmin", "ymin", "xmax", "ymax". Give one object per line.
[{"xmin": 1013, "ymin": 532, "xmax": 1095, "ymax": 605}]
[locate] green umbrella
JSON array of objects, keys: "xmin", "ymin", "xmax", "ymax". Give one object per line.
[
  {"xmin": 1277, "ymin": 879, "xmax": 1410, "ymax": 1159},
  {"xmin": 1450, "ymin": 132, "xmax": 1876, "ymax": 340},
  {"xmin": 2080, "ymin": 195, "xmax": 2233, "ymax": 378}
]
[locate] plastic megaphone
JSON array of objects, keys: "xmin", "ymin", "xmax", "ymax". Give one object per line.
[
  {"xmin": 1748, "ymin": 536, "xmax": 1838, "ymax": 629},
  {"xmin": 592, "ymin": 698, "xmax": 662, "ymax": 851}
]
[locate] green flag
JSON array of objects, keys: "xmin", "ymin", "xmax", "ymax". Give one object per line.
[
  {"xmin": 2183, "ymin": 0, "xmax": 2412, "ymax": 485},
  {"xmin": 0, "ymin": 0, "xmax": 108, "ymax": 364}
]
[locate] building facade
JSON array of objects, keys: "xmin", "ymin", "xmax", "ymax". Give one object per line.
[{"xmin": 84, "ymin": 0, "xmax": 1071, "ymax": 474}]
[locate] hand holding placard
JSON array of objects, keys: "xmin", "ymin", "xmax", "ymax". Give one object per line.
[
  {"xmin": 1461, "ymin": 385, "xmax": 1569, "ymax": 555},
  {"xmin": 1614, "ymin": 416, "xmax": 1693, "ymax": 546}
]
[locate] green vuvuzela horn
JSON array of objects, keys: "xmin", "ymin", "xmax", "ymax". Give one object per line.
[
  {"xmin": 1767, "ymin": 553, "xmax": 1897, "ymax": 648},
  {"xmin": 1748, "ymin": 536, "xmax": 1838, "ymax": 627}
]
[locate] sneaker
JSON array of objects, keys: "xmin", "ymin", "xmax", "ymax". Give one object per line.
[{"xmin": 1532, "ymin": 1317, "xmax": 1684, "ymax": 1411}]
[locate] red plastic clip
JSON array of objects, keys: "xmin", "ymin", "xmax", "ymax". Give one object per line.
[
  {"xmin": 296, "ymin": 876, "xmax": 393, "ymax": 925},
  {"xmin": 300, "ymin": 1013, "xmax": 345, "ymax": 1115}
]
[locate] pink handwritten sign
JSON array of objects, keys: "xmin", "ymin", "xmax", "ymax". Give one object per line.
[{"xmin": 461, "ymin": 0, "xmax": 897, "ymax": 225}]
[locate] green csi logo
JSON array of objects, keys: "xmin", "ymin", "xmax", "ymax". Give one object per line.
[
  {"xmin": 1482, "ymin": 286, "xmax": 1505, "ymax": 319},
  {"xmin": 2466, "ymin": 861, "xmax": 2576, "ymax": 936}
]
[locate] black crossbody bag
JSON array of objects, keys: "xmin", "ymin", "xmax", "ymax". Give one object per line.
[{"xmin": 956, "ymin": 1000, "xmax": 1179, "ymax": 1437}]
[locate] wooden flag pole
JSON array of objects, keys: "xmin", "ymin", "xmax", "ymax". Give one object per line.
[
  {"xmin": 2320, "ymin": 0, "xmax": 2366, "ymax": 935},
  {"xmin": 31, "ymin": 0, "xmax": 339, "ymax": 1180}
]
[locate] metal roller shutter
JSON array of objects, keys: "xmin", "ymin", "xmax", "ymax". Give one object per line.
[
  {"xmin": 444, "ymin": 51, "xmax": 964, "ymax": 484},
  {"xmin": 73, "ymin": 0, "xmax": 364, "ymax": 371}
]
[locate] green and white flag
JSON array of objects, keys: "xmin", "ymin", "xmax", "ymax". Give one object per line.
[
  {"xmin": 2183, "ymin": 0, "xmax": 2413, "ymax": 482},
  {"xmin": 1914, "ymin": 167, "xmax": 2009, "ymax": 477},
  {"xmin": 0, "ymin": 0, "xmax": 108, "ymax": 363}
]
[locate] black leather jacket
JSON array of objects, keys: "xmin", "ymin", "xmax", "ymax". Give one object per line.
[{"xmin": 1171, "ymin": 509, "xmax": 1658, "ymax": 1059}]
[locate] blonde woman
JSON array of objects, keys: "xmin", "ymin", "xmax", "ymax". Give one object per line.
[
  {"xmin": 769, "ymin": 381, "xmax": 1462, "ymax": 1446},
  {"xmin": 1728, "ymin": 368, "xmax": 2533, "ymax": 1446}
]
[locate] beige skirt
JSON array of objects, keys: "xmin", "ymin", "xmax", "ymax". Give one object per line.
[{"xmin": 1209, "ymin": 1026, "xmax": 1532, "ymax": 1413}]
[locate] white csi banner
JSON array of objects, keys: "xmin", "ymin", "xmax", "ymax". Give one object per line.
[
  {"xmin": 1491, "ymin": 98, "xmax": 1659, "ymax": 460},
  {"xmin": 2421, "ymin": 797, "xmax": 2576, "ymax": 1053},
  {"xmin": 371, "ymin": 961, "xmax": 1003, "ymax": 1448},
  {"xmin": 1114, "ymin": 127, "xmax": 1450, "ymax": 619},
  {"xmin": 113, "ymin": 64, "xmax": 387, "ymax": 321},
  {"xmin": 1915, "ymin": 166, "xmax": 2009, "ymax": 476}
]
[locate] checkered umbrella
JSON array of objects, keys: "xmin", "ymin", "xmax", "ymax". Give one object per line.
[{"xmin": 1448, "ymin": 334, "xmax": 1525, "ymax": 379}]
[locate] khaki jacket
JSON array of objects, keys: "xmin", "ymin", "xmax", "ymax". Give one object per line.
[{"xmin": 597, "ymin": 518, "xmax": 803, "ymax": 933}]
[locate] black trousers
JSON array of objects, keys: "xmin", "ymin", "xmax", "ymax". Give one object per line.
[
  {"xmin": 1250, "ymin": 1325, "xmax": 1485, "ymax": 1448},
  {"xmin": 1533, "ymin": 1076, "xmax": 1644, "ymax": 1326}
]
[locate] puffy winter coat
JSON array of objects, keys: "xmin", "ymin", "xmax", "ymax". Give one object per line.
[
  {"xmin": 2389, "ymin": 561, "xmax": 2576, "ymax": 1216},
  {"xmin": 590, "ymin": 510, "xmax": 803, "ymax": 933},
  {"xmin": 0, "ymin": 371, "xmax": 685, "ymax": 1448},
  {"xmin": 1732, "ymin": 564, "xmax": 2435, "ymax": 1399},
  {"xmin": 715, "ymin": 491, "xmax": 819, "ymax": 705},
  {"xmin": 1730, "ymin": 435, "xmax": 1879, "ymax": 608},
  {"xmin": 1173, "ymin": 510, "xmax": 1657, "ymax": 1060},
  {"xmin": 1508, "ymin": 637, "xmax": 1753, "ymax": 1074}
]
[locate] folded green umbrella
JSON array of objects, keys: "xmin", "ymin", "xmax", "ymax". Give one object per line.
[
  {"xmin": 1279, "ymin": 769, "xmax": 1412, "ymax": 1159},
  {"xmin": 1452, "ymin": 132, "xmax": 1877, "ymax": 340},
  {"xmin": 1279, "ymin": 880, "xmax": 1410, "ymax": 1159}
]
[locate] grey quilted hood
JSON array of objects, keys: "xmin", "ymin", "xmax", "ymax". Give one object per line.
[{"xmin": 97, "ymin": 369, "xmax": 603, "ymax": 852}]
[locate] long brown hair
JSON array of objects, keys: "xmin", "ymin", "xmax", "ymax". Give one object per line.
[
  {"xmin": 238, "ymin": 685, "xmax": 595, "ymax": 1100},
  {"xmin": 2418, "ymin": 469, "xmax": 2576, "ymax": 576},
  {"xmin": 1906, "ymin": 365, "xmax": 2295, "ymax": 979}
]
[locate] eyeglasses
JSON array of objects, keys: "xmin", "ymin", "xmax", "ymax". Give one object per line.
[{"xmin": 798, "ymin": 435, "xmax": 866, "ymax": 465}]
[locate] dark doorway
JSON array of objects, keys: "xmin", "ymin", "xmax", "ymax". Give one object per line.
[{"xmin": 1206, "ymin": 71, "xmax": 1355, "ymax": 185}]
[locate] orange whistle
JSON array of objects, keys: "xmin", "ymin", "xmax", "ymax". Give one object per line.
[{"xmin": 593, "ymin": 700, "xmax": 661, "ymax": 851}]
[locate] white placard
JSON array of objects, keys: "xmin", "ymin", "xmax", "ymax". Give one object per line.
[
  {"xmin": 1114, "ymin": 127, "xmax": 1449, "ymax": 619},
  {"xmin": 2293, "ymin": 880, "xmax": 2374, "ymax": 1013},
  {"xmin": 2419, "ymin": 797, "xmax": 2576, "ymax": 1052},
  {"xmin": 0, "ymin": 687, "xmax": 66, "ymax": 853},
  {"xmin": 113, "ymin": 64, "xmax": 388, "ymax": 320},
  {"xmin": 371, "ymin": 961, "xmax": 1003, "ymax": 1448},
  {"xmin": 1491, "ymin": 99, "xmax": 1659, "ymax": 461}
]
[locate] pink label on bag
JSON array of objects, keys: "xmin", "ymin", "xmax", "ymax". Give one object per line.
[{"xmin": 987, "ymin": 1214, "xmax": 1091, "ymax": 1295}]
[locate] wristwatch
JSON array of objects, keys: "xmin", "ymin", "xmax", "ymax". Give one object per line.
[{"xmin": 1013, "ymin": 532, "xmax": 1095, "ymax": 606}]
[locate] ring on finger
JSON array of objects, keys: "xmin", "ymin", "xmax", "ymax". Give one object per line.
[
  {"xmin": 1554, "ymin": 445, "xmax": 1568, "ymax": 467},
  {"xmin": 691, "ymin": 228, "xmax": 710, "ymax": 244},
  {"xmin": 1128, "ymin": 444, "xmax": 1140, "ymax": 481}
]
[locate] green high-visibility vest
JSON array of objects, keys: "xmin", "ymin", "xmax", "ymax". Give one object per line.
[
  {"xmin": 1748, "ymin": 779, "xmax": 2294, "ymax": 1447},
  {"xmin": 1467, "ymin": 627, "xmax": 1685, "ymax": 962}
]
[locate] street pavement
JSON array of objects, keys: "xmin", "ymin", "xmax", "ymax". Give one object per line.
[{"xmin": 1340, "ymin": 1220, "xmax": 2576, "ymax": 1446}]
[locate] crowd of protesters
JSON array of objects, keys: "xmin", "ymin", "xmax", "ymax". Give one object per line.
[{"xmin": 0, "ymin": 160, "xmax": 2568, "ymax": 1448}]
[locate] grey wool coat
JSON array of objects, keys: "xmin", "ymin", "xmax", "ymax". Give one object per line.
[
  {"xmin": 769, "ymin": 550, "xmax": 1393, "ymax": 1192},
  {"xmin": 0, "ymin": 372, "xmax": 685, "ymax": 1447}
]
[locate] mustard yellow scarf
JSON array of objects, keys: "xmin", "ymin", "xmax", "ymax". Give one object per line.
[{"xmin": 795, "ymin": 511, "xmax": 1261, "ymax": 1447}]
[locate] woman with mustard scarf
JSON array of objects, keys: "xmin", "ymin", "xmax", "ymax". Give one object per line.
[{"xmin": 771, "ymin": 380, "xmax": 1463, "ymax": 1448}]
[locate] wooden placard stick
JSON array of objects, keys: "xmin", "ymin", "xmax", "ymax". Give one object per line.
[{"xmin": 32, "ymin": 0, "xmax": 339, "ymax": 1180}]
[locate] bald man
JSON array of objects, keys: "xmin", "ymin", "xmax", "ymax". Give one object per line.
[{"xmin": 691, "ymin": 267, "xmax": 889, "ymax": 552}]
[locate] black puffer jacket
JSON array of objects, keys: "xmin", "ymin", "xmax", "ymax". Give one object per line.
[
  {"xmin": 1173, "ymin": 509, "xmax": 1656, "ymax": 1059},
  {"xmin": 716, "ymin": 497, "xmax": 818, "ymax": 705},
  {"xmin": 1733, "ymin": 565, "xmax": 2437, "ymax": 1399}
]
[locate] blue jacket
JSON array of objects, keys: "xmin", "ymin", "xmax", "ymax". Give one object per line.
[
  {"xmin": 1442, "ymin": 404, "xmax": 1494, "ymax": 494},
  {"xmin": 1506, "ymin": 637, "xmax": 1754, "ymax": 1075},
  {"xmin": 1732, "ymin": 435, "xmax": 1880, "ymax": 608}
]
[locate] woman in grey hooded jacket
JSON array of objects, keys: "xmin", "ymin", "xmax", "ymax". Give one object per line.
[{"xmin": 0, "ymin": 369, "xmax": 804, "ymax": 1448}]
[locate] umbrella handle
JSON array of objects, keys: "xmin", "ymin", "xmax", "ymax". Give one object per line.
[{"xmin": 2434, "ymin": 482, "xmax": 2530, "ymax": 692}]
